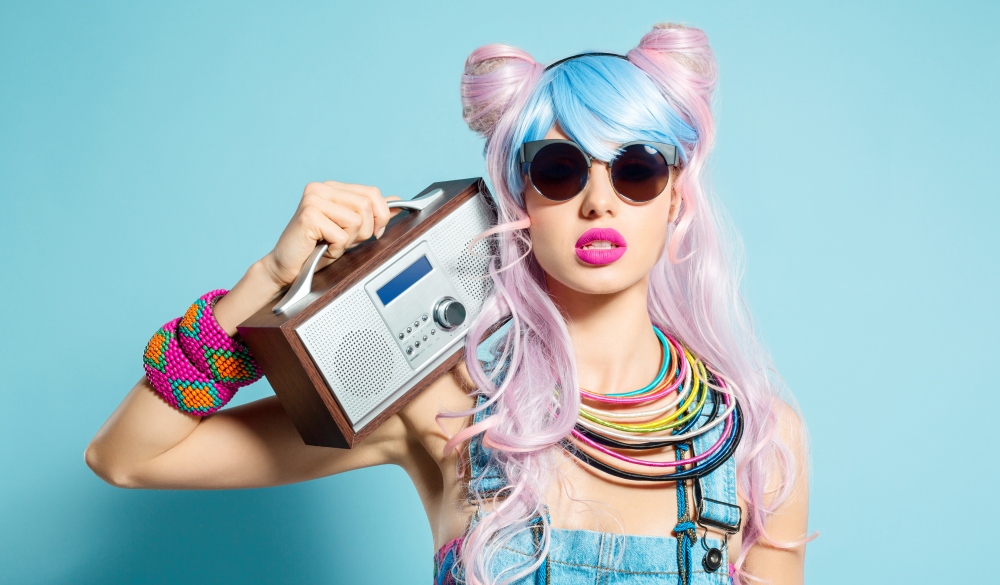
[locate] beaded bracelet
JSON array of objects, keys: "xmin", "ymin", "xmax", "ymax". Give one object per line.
[{"xmin": 143, "ymin": 289, "xmax": 262, "ymax": 416}]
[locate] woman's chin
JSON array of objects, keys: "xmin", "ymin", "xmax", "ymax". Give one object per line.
[{"xmin": 545, "ymin": 266, "xmax": 646, "ymax": 297}]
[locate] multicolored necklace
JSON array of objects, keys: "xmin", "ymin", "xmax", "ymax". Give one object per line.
[{"xmin": 563, "ymin": 324, "xmax": 743, "ymax": 481}]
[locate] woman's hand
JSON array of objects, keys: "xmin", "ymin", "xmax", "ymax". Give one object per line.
[
  {"xmin": 212, "ymin": 181, "xmax": 402, "ymax": 335},
  {"xmin": 261, "ymin": 181, "xmax": 402, "ymax": 289}
]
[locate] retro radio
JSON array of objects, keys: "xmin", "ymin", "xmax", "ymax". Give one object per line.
[{"xmin": 237, "ymin": 178, "xmax": 498, "ymax": 448}]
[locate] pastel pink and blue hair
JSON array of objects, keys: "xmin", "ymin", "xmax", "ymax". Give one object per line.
[{"xmin": 440, "ymin": 23, "xmax": 804, "ymax": 585}]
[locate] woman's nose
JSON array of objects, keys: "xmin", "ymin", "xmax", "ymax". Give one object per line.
[{"xmin": 579, "ymin": 161, "xmax": 618, "ymax": 218}]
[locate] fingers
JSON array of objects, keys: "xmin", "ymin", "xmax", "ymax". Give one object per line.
[
  {"xmin": 322, "ymin": 180, "xmax": 397, "ymax": 238},
  {"xmin": 314, "ymin": 219, "xmax": 351, "ymax": 260},
  {"xmin": 299, "ymin": 181, "xmax": 406, "ymax": 260},
  {"xmin": 302, "ymin": 183, "xmax": 368, "ymax": 243},
  {"xmin": 267, "ymin": 181, "xmax": 408, "ymax": 288}
]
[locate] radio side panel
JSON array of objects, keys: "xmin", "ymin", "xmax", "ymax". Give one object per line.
[{"xmin": 237, "ymin": 323, "xmax": 353, "ymax": 448}]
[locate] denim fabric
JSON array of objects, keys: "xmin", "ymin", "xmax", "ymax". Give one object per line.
[
  {"xmin": 692, "ymin": 404, "xmax": 741, "ymax": 532},
  {"xmin": 485, "ymin": 528, "xmax": 730, "ymax": 585},
  {"xmin": 438, "ymin": 322, "xmax": 737, "ymax": 584}
]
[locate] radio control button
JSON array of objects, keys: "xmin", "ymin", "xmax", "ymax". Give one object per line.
[
  {"xmin": 430, "ymin": 329, "xmax": 436, "ymax": 334},
  {"xmin": 406, "ymin": 346, "xmax": 413, "ymax": 355},
  {"xmin": 414, "ymin": 320, "xmax": 420, "ymax": 328},
  {"xmin": 433, "ymin": 297, "xmax": 466, "ymax": 331},
  {"xmin": 398, "ymin": 332, "xmax": 404, "ymax": 340},
  {"xmin": 406, "ymin": 327, "xmax": 412, "ymax": 333},
  {"xmin": 423, "ymin": 335, "xmax": 428, "ymax": 341},
  {"xmin": 415, "ymin": 341, "xmax": 421, "ymax": 348},
  {"xmin": 422, "ymin": 314, "xmax": 428, "ymax": 321}
]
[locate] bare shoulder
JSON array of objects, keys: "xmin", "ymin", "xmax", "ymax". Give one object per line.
[
  {"xmin": 769, "ymin": 399, "xmax": 810, "ymax": 474},
  {"xmin": 742, "ymin": 397, "xmax": 811, "ymax": 583},
  {"xmin": 752, "ymin": 398, "xmax": 810, "ymax": 504}
]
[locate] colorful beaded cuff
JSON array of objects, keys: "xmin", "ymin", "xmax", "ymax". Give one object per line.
[{"xmin": 143, "ymin": 289, "xmax": 261, "ymax": 416}]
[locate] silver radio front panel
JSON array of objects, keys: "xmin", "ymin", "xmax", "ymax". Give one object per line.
[{"xmin": 295, "ymin": 193, "xmax": 494, "ymax": 430}]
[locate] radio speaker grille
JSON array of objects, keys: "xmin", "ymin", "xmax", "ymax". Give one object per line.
[
  {"xmin": 334, "ymin": 330, "xmax": 393, "ymax": 400},
  {"xmin": 297, "ymin": 286, "xmax": 413, "ymax": 424},
  {"xmin": 426, "ymin": 195, "xmax": 495, "ymax": 316}
]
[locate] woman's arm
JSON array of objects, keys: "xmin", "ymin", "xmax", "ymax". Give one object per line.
[
  {"xmin": 86, "ymin": 181, "xmax": 408, "ymax": 489},
  {"xmin": 85, "ymin": 381, "xmax": 412, "ymax": 489},
  {"xmin": 742, "ymin": 401, "xmax": 812, "ymax": 584}
]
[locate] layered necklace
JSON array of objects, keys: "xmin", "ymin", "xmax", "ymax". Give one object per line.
[{"xmin": 562, "ymin": 325, "xmax": 743, "ymax": 481}]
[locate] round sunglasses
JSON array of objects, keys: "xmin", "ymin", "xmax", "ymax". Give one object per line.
[{"xmin": 519, "ymin": 139, "xmax": 679, "ymax": 203}]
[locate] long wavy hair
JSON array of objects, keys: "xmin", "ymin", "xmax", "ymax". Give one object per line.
[{"xmin": 438, "ymin": 23, "xmax": 804, "ymax": 585}]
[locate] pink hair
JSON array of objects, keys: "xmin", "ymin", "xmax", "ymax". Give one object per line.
[{"xmin": 440, "ymin": 23, "xmax": 811, "ymax": 585}]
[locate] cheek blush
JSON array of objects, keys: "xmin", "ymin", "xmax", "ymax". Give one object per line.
[{"xmin": 575, "ymin": 227, "xmax": 627, "ymax": 265}]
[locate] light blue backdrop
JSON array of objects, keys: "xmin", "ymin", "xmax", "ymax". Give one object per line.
[{"xmin": 1, "ymin": 1, "xmax": 997, "ymax": 583}]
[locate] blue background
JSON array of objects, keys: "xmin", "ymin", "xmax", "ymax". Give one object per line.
[{"xmin": 1, "ymin": 1, "xmax": 997, "ymax": 583}]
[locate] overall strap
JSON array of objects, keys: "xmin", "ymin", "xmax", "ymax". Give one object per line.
[
  {"xmin": 466, "ymin": 320, "xmax": 514, "ymax": 503},
  {"xmin": 692, "ymin": 393, "xmax": 742, "ymax": 533},
  {"xmin": 467, "ymin": 393, "xmax": 506, "ymax": 498},
  {"xmin": 673, "ymin": 390, "xmax": 741, "ymax": 585}
]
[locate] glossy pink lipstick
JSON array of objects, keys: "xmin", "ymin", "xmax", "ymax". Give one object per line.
[{"xmin": 575, "ymin": 227, "xmax": 627, "ymax": 265}]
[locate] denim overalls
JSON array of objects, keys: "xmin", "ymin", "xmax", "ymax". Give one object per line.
[{"xmin": 434, "ymin": 322, "xmax": 741, "ymax": 585}]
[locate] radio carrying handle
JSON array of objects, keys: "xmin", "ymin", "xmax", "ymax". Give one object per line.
[{"xmin": 272, "ymin": 188, "xmax": 445, "ymax": 315}]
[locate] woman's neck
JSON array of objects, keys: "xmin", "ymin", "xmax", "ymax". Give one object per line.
[{"xmin": 545, "ymin": 275, "xmax": 663, "ymax": 396}]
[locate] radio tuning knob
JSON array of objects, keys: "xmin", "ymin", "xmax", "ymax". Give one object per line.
[{"xmin": 433, "ymin": 297, "xmax": 466, "ymax": 331}]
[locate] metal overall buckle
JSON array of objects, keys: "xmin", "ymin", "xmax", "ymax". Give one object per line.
[{"xmin": 696, "ymin": 497, "xmax": 742, "ymax": 573}]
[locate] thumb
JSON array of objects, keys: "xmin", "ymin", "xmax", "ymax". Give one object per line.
[
  {"xmin": 377, "ymin": 196, "xmax": 404, "ymax": 238},
  {"xmin": 386, "ymin": 195, "xmax": 404, "ymax": 217}
]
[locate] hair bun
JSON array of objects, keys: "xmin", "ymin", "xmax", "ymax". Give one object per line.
[
  {"xmin": 461, "ymin": 45, "xmax": 542, "ymax": 140},
  {"xmin": 629, "ymin": 23, "xmax": 717, "ymax": 102}
]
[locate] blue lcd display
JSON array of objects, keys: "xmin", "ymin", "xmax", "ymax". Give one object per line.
[{"xmin": 376, "ymin": 255, "xmax": 433, "ymax": 305}]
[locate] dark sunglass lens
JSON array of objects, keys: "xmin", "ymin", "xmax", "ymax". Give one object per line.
[
  {"xmin": 529, "ymin": 143, "xmax": 589, "ymax": 201},
  {"xmin": 610, "ymin": 144, "xmax": 670, "ymax": 202}
]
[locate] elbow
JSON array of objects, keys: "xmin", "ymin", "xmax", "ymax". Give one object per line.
[{"xmin": 84, "ymin": 443, "xmax": 140, "ymax": 489}]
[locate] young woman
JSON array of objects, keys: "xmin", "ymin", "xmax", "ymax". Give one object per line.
[{"xmin": 87, "ymin": 22, "xmax": 810, "ymax": 585}]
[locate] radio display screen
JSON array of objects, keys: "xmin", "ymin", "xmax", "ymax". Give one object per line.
[{"xmin": 377, "ymin": 255, "xmax": 433, "ymax": 305}]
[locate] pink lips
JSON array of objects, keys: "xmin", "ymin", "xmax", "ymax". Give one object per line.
[{"xmin": 575, "ymin": 227, "xmax": 627, "ymax": 265}]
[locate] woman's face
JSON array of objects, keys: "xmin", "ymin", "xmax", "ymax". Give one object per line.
[{"xmin": 524, "ymin": 126, "xmax": 682, "ymax": 296}]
